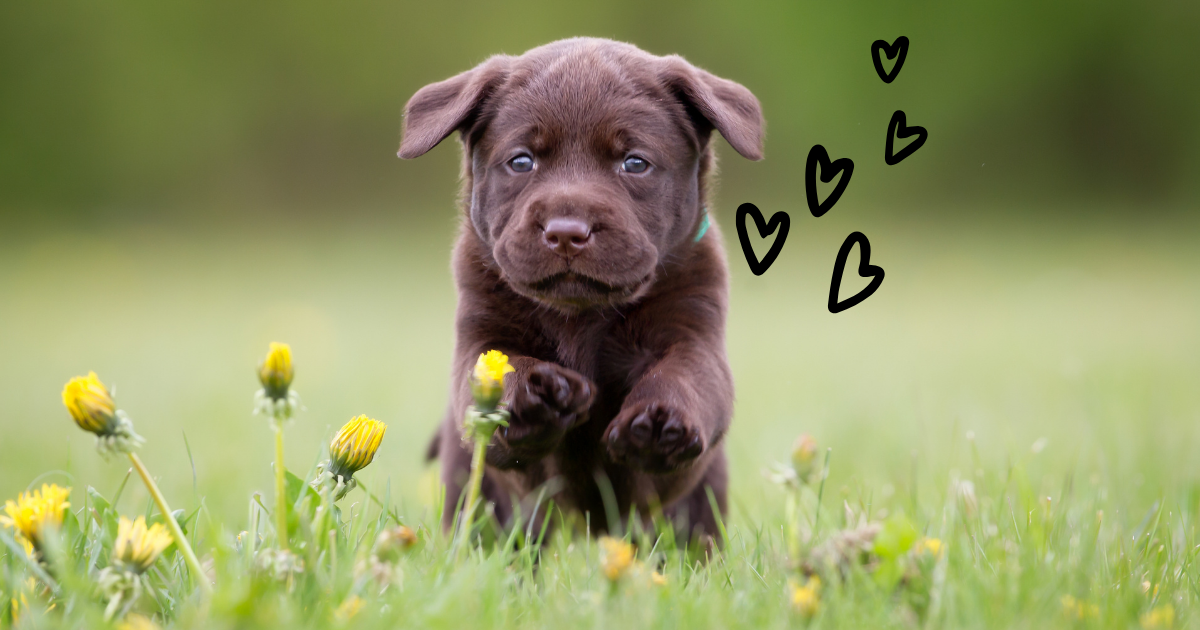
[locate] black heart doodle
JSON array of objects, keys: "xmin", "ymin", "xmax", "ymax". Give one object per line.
[
  {"xmin": 871, "ymin": 36, "xmax": 909, "ymax": 84},
  {"xmin": 736, "ymin": 202, "xmax": 790, "ymax": 276},
  {"xmin": 805, "ymin": 145, "xmax": 854, "ymax": 218},
  {"xmin": 885, "ymin": 110, "xmax": 927, "ymax": 166},
  {"xmin": 828, "ymin": 231, "xmax": 884, "ymax": 313}
]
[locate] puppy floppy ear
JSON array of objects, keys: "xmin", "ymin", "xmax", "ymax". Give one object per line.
[
  {"xmin": 659, "ymin": 57, "xmax": 765, "ymax": 161},
  {"xmin": 398, "ymin": 56, "xmax": 512, "ymax": 159}
]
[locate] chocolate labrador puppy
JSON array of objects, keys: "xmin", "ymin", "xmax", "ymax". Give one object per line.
[{"xmin": 399, "ymin": 38, "xmax": 763, "ymax": 543}]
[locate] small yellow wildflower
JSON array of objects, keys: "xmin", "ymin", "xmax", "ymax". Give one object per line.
[
  {"xmin": 651, "ymin": 571, "xmax": 668, "ymax": 586},
  {"xmin": 1141, "ymin": 604, "xmax": 1175, "ymax": 629},
  {"xmin": 791, "ymin": 434, "xmax": 818, "ymax": 480},
  {"xmin": 471, "ymin": 350, "xmax": 515, "ymax": 411},
  {"xmin": 914, "ymin": 536, "xmax": 944, "ymax": 558},
  {"xmin": 598, "ymin": 536, "xmax": 635, "ymax": 582},
  {"xmin": 1, "ymin": 484, "xmax": 71, "ymax": 553},
  {"xmin": 334, "ymin": 595, "xmax": 365, "ymax": 623},
  {"xmin": 1060, "ymin": 595, "xmax": 1099, "ymax": 620},
  {"xmin": 259, "ymin": 342, "xmax": 294, "ymax": 399},
  {"xmin": 62, "ymin": 371, "xmax": 116, "ymax": 434},
  {"xmin": 112, "ymin": 516, "xmax": 173, "ymax": 573},
  {"xmin": 789, "ymin": 575, "xmax": 821, "ymax": 617}
]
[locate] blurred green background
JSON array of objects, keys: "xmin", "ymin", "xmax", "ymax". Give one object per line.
[{"xmin": 1, "ymin": 1, "xmax": 1197, "ymax": 527}]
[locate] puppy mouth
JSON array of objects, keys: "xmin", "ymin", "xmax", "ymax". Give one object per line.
[{"xmin": 524, "ymin": 271, "xmax": 650, "ymax": 308}]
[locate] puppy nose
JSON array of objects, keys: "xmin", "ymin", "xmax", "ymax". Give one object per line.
[{"xmin": 542, "ymin": 217, "xmax": 592, "ymax": 258}]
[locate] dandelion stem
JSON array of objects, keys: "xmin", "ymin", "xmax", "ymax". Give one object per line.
[
  {"xmin": 127, "ymin": 452, "xmax": 212, "ymax": 594},
  {"xmin": 459, "ymin": 430, "xmax": 492, "ymax": 558},
  {"xmin": 274, "ymin": 424, "xmax": 289, "ymax": 550}
]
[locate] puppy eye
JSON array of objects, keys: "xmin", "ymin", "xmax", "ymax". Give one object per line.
[
  {"xmin": 509, "ymin": 154, "xmax": 535, "ymax": 173},
  {"xmin": 621, "ymin": 156, "xmax": 649, "ymax": 174}
]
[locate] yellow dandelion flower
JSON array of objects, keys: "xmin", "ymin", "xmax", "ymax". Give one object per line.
[
  {"xmin": 328, "ymin": 415, "xmax": 387, "ymax": 479},
  {"xmin": 334, "ymin": 595, "xmax": 365, "ymax": 622},
  {"xmin": 62, "ymin": 372, "xmax": 144, "ymax": 455},
  {"xmin": 258, "ymin": 342, "xmax": 294, "ymax": 400},
  {"xmin": 316, "ymin": 415, "xmax": 387, "ymax": 500},
  {"xmin": 598, "ymin": 536, "xmax": 635, "ymax": 582},
  {"xmin": 789, "ymin": 575, "xmax": 821, "ymax": 617},
  {"xmin": 112, "ymin": 516, "xmax": 173, "ymax": 573},
  {"xmin": 1141, "ymin": 604, "xmax": 1175, "ymax": 629},
  {"xmin": 62, "ymin": 372, "xmax": 117, "ymax": 434},
  {"xmin": 471, "ymin": 350, "xmax": 515, "ymax": 411},
  {"xmin": 914, "ymin": 536, "xmax": 944, "ymax": 558},
  {"xmin": 0, "ymin": 484, "xmax": 70, "ymax": 553}
]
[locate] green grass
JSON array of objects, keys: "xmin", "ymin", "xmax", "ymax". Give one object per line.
[{"xmin": 1, "ymin": 208, "xmax": 1199, "ymax": 628}]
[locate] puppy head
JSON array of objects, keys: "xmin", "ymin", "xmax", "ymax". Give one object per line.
[{"xmin": 399, "ymin": 38, "xmax": 764, "ymax": 310}]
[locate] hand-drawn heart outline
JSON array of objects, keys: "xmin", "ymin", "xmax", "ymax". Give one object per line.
[
  {"xmin": 828, "ymin": 231, "xmax": 884, "ymax": 313},
  {"xmin": 805, "ymin": 145, "xmax": 854, "ymax": 218},
  {"xmin": 736, "ymin": 202, "xmax": 790, "ymax": 276},
  {"xmin": 871, "ymin": 36, "xmax": 909, "ymax": 84},
  {"xmin": 885, "ymin": 110, "xmax": 928, "ymax": 166}
]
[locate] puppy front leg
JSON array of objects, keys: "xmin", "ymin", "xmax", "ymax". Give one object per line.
[
  {"xmin": 480, "ymin": 356, "xmax": 595, "ymax": 469},
  {"xmin": 603, "ymin": 345, "xmax": 731, "ymax": 473}
]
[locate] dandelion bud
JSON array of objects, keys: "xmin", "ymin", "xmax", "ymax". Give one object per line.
[
  {"xmin": 258, "ymin": 342, "xmax": 294, "ymax": 400},
  {"xmin": 254, "ymin": 342, "xmax": 301, "ymax": 421},
  {"xmin": 598, "ymin": 536, "xmax": 635, "ymax": 582},
  {"xmin": 373, "ymin": 525, "xmax": 418, "ymax": 563},
  {"xmin": 62, "ymin": 372, "xmax": 116, "ymax": 433},
  {"xmin": 328, "ymin": 416, "xmax": 387, "ymax": 479},
  {"xmin": 1, "ymin": 484, "xmax": 70, "ymax": 557},
  {"xmin": 314, "ymin": 415, "xmax": 387, "ymax": 500},
  {"xmin": 470, "ymin": 350, "xmax": 515, "ymax": 412},
  {"xmin": 791, "ymin": 434, "xmax": 818, "ymax": 481},
  {"xmin": 63, "ymin": 373, "xmax": 144, "ymax": 455},
  {"xmin": 112, "ymin": 516, "xmax": 172, "ymax": 573}
]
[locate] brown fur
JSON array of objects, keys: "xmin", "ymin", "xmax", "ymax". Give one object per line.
[{"xmin": 398, "ymin": 38, "xmax": 764, "ymax": 542}]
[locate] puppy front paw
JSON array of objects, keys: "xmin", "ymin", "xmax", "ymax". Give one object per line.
[
  {"xmin": 604, "ymin": 401, "xmax": 705, "ymax": 472},
  {"xmin": 496, "ymin": 361, "xmax": 594, "ymax": 461}
]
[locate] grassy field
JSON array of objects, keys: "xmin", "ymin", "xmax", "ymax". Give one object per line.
[{"xmin": 1, "ymin": 207, "xmax": 1198, "ymax": 628}]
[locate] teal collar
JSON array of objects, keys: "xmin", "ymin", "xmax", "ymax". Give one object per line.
[{"xmin": 693, "ymin": 206, "xmax": 710, "ymax": 242}]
